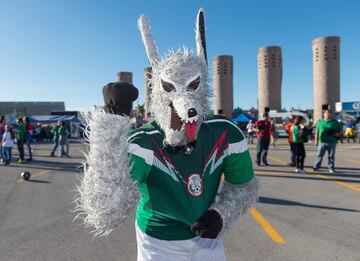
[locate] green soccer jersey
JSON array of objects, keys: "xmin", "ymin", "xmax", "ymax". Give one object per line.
[
  {"xmin": 291, "ymin": 125, "xmax": 303, "ymax": 143},
  {"xmin": 316, "ymin": 119, "xmax": 342, "ymax": 143},
  {"xmin": 58, "ymin": 126, "xmax": 68, "ymax": 136},
  {"xmin": 128, "ymin": 115, "xmax": 254, "ymax": 240},
  {"xmin": 16, "ymin": 124, "xmax": 25, "ymax": 141},
  {"xmin": 53, "ymin": 125, "xmax": 60, "ymax": 141}
]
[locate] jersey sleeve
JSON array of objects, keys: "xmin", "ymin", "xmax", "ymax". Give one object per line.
[
  {"xmin": 128, "ymin": 132, "xmax": 153, "ymax": 183},
  {"xmin": 224, "ymin": 121, "xmax": 255, "ymax": 185},
  {"xmin": 291, "ymin": 125, "xmax": 298, "ymax": 141}
]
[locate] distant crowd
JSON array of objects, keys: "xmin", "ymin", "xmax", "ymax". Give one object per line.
[
  {"xmin": 0, "ymin": 116, "xmax": 70, "ymax": 165},
  {"xmin": 245, "ymin": 110, "xmax": 359, "ymax": 173}
]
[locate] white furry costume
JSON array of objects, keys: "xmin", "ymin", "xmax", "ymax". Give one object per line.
[{"xmin": 75, "ymin": 8, "xmax": 259, "ymax": 259}]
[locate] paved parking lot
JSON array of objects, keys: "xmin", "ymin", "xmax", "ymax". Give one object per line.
[{"xmin": 0, "ymin": 139, "xmax": 359, "ymax": 261}]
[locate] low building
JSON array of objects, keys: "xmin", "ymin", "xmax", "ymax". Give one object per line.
[
  {"xmin": 0, "ymin": 101, "xmax": 65, "ymax": 116},
  {"xmin": 336, "ymin": 101, "xmax": 360, "ymax": 120}
]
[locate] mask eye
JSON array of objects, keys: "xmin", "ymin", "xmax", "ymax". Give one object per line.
[
  {"xmin": 161, "ymin": 79, "xmax": 176, "ymax": 92},
  {"xmin": 187, "ymin": 76, "xmax": 200, "ymax": 91}
]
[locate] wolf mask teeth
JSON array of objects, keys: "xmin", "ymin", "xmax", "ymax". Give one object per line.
[
  {"xmin": 170, "ymin": 103, "xmax": 183, "ymax": 131},
  {"xmin": 138, "ymin": 9, "xmax": 211, "ymax": 146}
]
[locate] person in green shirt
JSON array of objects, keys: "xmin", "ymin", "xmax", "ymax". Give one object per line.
[
  {"xmin": 58, "ymin": 121, "xmax": 69, "ymax": 157},
  {"xmin": 292, "ymin": 116, "xmax": 306, "ymax": 173},
  {"xmin": 313, "ymin": 110, "xmax": 342, "ymax": 173},
  {"xmin": 50, "ymin": 121, "xmax": 61, "ymax": 157},
  {"xmin": 16, "ymin": 118, "xmax": 25, "ymax": 163}
]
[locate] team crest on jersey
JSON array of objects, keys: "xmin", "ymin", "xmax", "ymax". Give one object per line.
[{"xmin": 187, "ymin": 173, "xmax": 203, "ymax": 197}]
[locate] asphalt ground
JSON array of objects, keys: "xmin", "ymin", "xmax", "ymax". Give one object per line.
[{"xmin": 0, "ymin": 139, "xmax": 359, "ymax": 261}]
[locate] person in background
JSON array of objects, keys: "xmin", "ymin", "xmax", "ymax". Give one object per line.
[
  {"xmin": 16, "ymin": 118, "xmax": 25, "ymax": 164},
  {"xmin": 50, "ymin": 121, "xmax": 61, "ymax": 157},
  {"xmin": 308, "ymin": 121, "xmax": 314, "ymax": 142},
  {"xmin": 1, "ymin": 124, "xmax": 14, "ymax": 165},
  {"xmin": 246, "ymin": 120, "xmax": 255, "ymax": 144},
  {"xmin": 356, "ymin": 120, "xmax": 360, "ymax": 143},
  {"xmin": 254, "ymin": 112, "xmax": 274, "ymax": 166},
  {"xmin": 23, "ymin": 116, "xmax": 34, "ymax": 161},
  {"xmin": 0, "ymin": 116, "xmax": 5, "ymax": 163},
  {"xmin": 58, "ymin": 121, "xmax": 69, "ymax": 157},
  {"xmin": 344, "ymin": 120, "xmax": 356, "ymax": 143},
  {"xmin": 65, "ymin": 128, "xmax": 70, "ymax": 157},
  {"xmin": 292, "ymin": 116, "xmax": 306, "ymax": 173},
  {"xmin": 45, "ymin": 125, "xmax": 52, "ymax": 142},
  {"xmin": 337, "ymin": 119, "xmax": 344, "ymax": 143},
  {"xmin": 271, "ymin": 120, "xmax": 278, "ymax": 143},
  {"xmin": 285, "ymin": 117, "xmax": 295, "ymax": 167},
  {"xmin": 34, "ymin": 123, "xmax": 42, "ymax": 141},
  {"xmin": 313, "ymin": 110, "xmax": 342, "ymax": 173}
]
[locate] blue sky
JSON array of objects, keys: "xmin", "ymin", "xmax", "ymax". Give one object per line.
[{"xmin": 0, "ymin": 0, "xmax": 359, "ymax": 111}]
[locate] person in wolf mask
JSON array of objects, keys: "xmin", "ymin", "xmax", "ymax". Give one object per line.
[{"xmin": 75, "ymin": 9, "xmax": 259, "ymax": 261}]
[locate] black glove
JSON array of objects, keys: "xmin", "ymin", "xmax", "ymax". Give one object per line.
[
  {"xmin": 102, "ymin": 82, "xmax": 139, "ymax": 116},
  {"xmin": 190, "ymin": 209, "xmax": 223, "ymax": 239}
]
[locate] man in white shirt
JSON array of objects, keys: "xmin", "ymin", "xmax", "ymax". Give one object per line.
[
  {"xmin": 2, "ymin": 125, "xmax": 14, "ymax": 165},
  {"xmin": 246, "ymin": 120, "xmax": 255, "ymax": 144}
]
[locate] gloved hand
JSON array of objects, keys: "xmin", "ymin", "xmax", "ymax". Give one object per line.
[
  {"xmin": 190, "ymin": 209, "xmax": 223, "ymax": 239},
  {"xmin": 102, "ymin": 82, "xmax": 139, "ymax": 116}
]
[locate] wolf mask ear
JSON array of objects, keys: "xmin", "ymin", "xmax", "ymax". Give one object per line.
[
  {"xmin": 138, "ymin": 14, "xmax": 159, "ymax": 66},
  {"xmin": 195, "ymin": 8, "xmax": 207, "ymax": 63}
]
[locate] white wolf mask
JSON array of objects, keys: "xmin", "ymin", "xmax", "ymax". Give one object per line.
[{"xmin": 138, "ymin": 9, "xmax": 211, "ymax": 146}]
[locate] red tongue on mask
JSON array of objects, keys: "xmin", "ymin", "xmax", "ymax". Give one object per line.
[{"xmin": 185, "ymin": 121, "xmax": 197, "ymax": 140}]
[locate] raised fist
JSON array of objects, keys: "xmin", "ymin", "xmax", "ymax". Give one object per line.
[{"xmin": 102, "ymin": 82, "xmax": 139, "ymax": 116}]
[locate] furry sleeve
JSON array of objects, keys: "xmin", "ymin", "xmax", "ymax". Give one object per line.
[
  {"xmin": 211, "ymin": 177, "xmax": 259, "ymax": 233},
  {"xmin": 74, "ymin": 109, "xmax": 139, "ymax": 237}
]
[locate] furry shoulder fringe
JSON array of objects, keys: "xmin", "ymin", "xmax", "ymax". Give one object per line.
[
  {"xmin": 211, "ymin": 177, "xmax": 260, "ymax": 234},
  {"xmin": 73, "ymin": 108, "xmax": 139, "ymax": 237}
]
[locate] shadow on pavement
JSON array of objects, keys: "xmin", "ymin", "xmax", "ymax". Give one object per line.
[
  {"xmin": 254, "ymin": 164, "xmax": 288, "ymax": 168},
  {"xmin": 26, "ymin": 179, "xmax": 51, "ymax": 184},
  {"xmin": 255, "ymin": 168, "xmax": 293, "ymax": 173},
  {"xmin": 259, "ymin": 196, "xmax": 360, "ymax": 212},
  {"xmin": 334, "ymin": 167, "xmax": 360, "ymax": 172},
  {"xmin": 256, "ymin": 173, "xmax": 360, "ymax": 183},
  {"xmin": 312, "ymin": 172, "xmax": 360, "ymax": 179},
  {"xmin": 256, "ymin": 168, "xmax": 360, "ymax": 178},
  {"xmin": 6, "ymin": 159, "xmax": 82, "ymax": 173}
]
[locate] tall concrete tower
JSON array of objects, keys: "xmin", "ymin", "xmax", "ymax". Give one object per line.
[
  {"xmin": 258, "ymin": 46, "xmax": 282, "ymax": 117},
  {"xmin": 213, "ymin": 55, "xmax": 233, "ymax": 116},
  {"xmin": 144, "ymin": 67, "xmax": 152, "ymax": 117},
  {"xmin": 312, "ymin": 36, "xmax": 340, "ymax": 123},
  {"xmin": 117, "ymin": 71, "xmax": 133, "ymax": 84}
]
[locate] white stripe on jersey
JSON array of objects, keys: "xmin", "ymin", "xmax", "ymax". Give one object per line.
[
  {"xmin": 128, "ymin": 143, "xmax": 179, "ymax": 182},
  {"xmin": 228, "ymin": 139, "xmax": 248, "ymax": 155},
  {"xmin": 127, "ymin": 130, "xmax": 161, "ymax": 143},
  {"xmin": 128, "ymin": 143, "xmax": 154, "ymax": 165}
]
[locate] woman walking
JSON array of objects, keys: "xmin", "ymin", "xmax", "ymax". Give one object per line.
[
  {"xmin": 292, "ymin": 116, "xmax": 306, "ymax": 173},
  {"xmin": 58, "ymin": 122, "xmax": 69, "ymax": 157}
]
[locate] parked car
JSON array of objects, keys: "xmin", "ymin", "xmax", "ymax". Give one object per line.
[{"xmin": 277, "ymin": 129, "xmax": 289, "ymax": 138}]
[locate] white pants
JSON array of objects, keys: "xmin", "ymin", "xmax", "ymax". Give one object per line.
[{"xmin": 135, "ymin": 223, "xmax": 226, "ymax": 261}]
